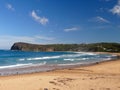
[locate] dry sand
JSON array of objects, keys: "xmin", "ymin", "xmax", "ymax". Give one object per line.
[{"xmin": 0, "ymin": 53, "xmax": 120, "ymax": 90}]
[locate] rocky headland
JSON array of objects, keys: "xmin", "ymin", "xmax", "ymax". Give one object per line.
[{"xmin": 11, "ymin": 42, "xmax": 120, "ymax": 52}]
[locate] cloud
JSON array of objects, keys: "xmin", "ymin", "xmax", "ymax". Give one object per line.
[
  {"xmin": 0, "ymin": 35, "xmax": 54, "ymax": 49},
  {"xmin": 6, "ymin": 3, "xmax": 15, "ymax": 11},
  {"xmin": 90, "ymin": 16, "xmax": 110, "ymax": 23},
  {"xmin": 110, "ymin": 0, "xmax": 120, "ymax": 16},
  {"xmin": 64, "ymin": 27, "xmax": 79, "ymax": 32},
  {"xmin": 31, "ymin": 10, "xmax": 48, "ymax": 25}
]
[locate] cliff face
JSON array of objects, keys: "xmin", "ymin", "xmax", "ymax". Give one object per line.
[
  {"xmin": 11, "ymin": 42, "xmax": 54, "ymax": 51},
  {"xmin": 11, "ymin": 42, "xmax": 120, "ymax": 52}
]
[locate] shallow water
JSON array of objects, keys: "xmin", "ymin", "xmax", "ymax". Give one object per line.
[{"xmin": 0, "ymin": 50, "xmax": 117, "ymax": 75}]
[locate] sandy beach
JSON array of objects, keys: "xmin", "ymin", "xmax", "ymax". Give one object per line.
[{"xmin": 0, "ymin": 53, "xmax": 120, "ymax": 90}]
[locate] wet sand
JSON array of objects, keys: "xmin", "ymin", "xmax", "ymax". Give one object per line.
[{"xmin": 0, "ymin": 53, "xmax": 120, "ymax": 90}]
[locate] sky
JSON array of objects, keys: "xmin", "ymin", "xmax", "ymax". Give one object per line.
[{"xmin": 0, "ymin": 0, "xmax": 120, "ymax": 49}]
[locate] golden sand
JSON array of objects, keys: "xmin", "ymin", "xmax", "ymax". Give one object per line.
[{"xmin": 0, "ymin": 53, "xmax": 120, "ymax": 90}]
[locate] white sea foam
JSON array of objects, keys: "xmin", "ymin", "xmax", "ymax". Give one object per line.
[
  {"xmin": 104, "ymin": 58, "xmax": 111, "ymax": 60},
  {"xmin": 75, "ymin": 58, "xmax": 89, "ymax": 61},
  {"xmin": 25, "ymin": 53, "xmax": 98, "ymax": 61},
  {"xmin": 0, "ymin": 61, "xmax": 47, "ymax": 69},
  {"xmin": 64, "ymin": 59, "xmax": 75, "ymax": 61},
  {"xmin": 38, "ymin": 61, "xmax": 47, "ymax": 65},
  {"xmin": 26, "ymin": 54, "xmax": 86, "ymax": 61},
  {"xmin": 19, "ymin": 58, "xmax": 25, "ymax": 61},
  {"xmin": 60, "ymin": 54, "xmax": 86, "ymax": 58},
  {"xmin": 112, "ymin": 55, "xmax": 117, "ymax": 57},
  {"xmin": 0, "ymin": 63, "xmax": 33, "ymax": 69},
  {"xmin": 26, "ymin": 56, "xmax": 60, "ymax": 60},
  {"xmin": 74, "ymin": 52, "xmax": 97, "ymax": 55},
  {"xmin": 63, "ymin": 58, "xmax": 89, "ymax": 61}
]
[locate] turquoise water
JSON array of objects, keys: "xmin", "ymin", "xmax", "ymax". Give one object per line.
[{"xmin": 0, "ymin": 50, "xmax": 117, "ymax": 69}]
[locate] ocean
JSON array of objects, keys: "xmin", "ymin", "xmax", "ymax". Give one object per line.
[{"xmin": 0, "ymin": 50, "xmax": 117, "ymax": 76}]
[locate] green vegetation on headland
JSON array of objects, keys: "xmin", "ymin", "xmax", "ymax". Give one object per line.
[{"xmin": 11, "ymin": 42, "xmax": 120, "ymax": 52}]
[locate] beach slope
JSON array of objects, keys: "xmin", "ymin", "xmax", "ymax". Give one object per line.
[{"xmin": 0, "ymin": 58, "xmax": 120, "ymax": 90}]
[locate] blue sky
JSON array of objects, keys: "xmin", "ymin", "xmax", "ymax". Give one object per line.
[{"xmin": 0, "ymin": 0, "xmax": 120, "ymax": 49}]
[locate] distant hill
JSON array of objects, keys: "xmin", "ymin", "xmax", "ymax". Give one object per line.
[{"xmin": 11, "ymin": 42, "xmax": 120, "ymax": 52}]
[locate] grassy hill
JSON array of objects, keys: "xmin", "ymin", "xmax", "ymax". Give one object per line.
[{"xmin": 11, "ymin": 42, "xmax": 120, "ymax": 52}]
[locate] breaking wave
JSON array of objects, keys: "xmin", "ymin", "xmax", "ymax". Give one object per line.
[
  {"xmin": 0, "ymin": 51, "xmax": 117, "ymax": 70},
  {"xmin": 18, "ymin": 52, "xmax": 98, "ymax": 61},
  {"xmin": 0, "ymin": 63, "xmax": 33, "ymax": 69}
]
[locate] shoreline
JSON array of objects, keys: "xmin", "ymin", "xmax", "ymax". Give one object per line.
[
  {"xmin": 0, "ymin": 52, "xmax": 120, "ymax": 90},
  {"xmin": 0, "ymin": 52, "xmax": 119, "ymax": 76}
]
